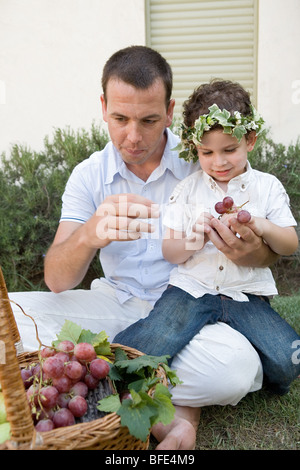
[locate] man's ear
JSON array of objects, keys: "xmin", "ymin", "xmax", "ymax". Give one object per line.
[
  {"xmin": 166, "ymin": 98, "xmax": 175, "ymax": 127},
  {"xmin": 100, "ymin": 94, "xmax": 107, "ymax": 122}
]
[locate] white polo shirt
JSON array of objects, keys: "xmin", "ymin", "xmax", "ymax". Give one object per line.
[
  {"xmin": 60, "ymin": 128, "xmax": 200, "ymax": 304},
  {"xmin": 163, "ymin": 163, "xmax": 297, "ymax": 301}
]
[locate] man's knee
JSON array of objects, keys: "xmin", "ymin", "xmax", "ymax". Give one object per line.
[{"xmin": 169, "ymin": 323, "xmax": 263, "ymax": 407}]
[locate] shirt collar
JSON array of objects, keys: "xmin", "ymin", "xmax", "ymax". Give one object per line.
[
  {"xmin": 104, "ymin": 128, "xmax": 183, "ymax": 184},
  {"xmin": 203, "ymin": 160, "xmax": 253, "ymax": 193}
]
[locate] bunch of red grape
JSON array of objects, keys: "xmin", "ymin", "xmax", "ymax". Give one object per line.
[
  {"xmin": 21, "ymin": 340, "xmax": 110, "ymax": 432},
  {"xmin": 215, "ymin": 196, "xmax": 251, "ymax": 223}
]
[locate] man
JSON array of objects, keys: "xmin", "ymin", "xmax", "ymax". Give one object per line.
[{"xmin": 11, "ymin": 46, "xmax": 277, "ymax": 449}]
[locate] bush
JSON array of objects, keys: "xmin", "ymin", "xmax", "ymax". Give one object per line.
[
  {"xmin": 248, "ymin": 133, "xmax": 300, "ymax": 222},
  {"xmin": 0, "ymin": 126, "xmax": 299, "ymax": 294},
  {"xmin": 248, "ymin": 133, "xmax": 300, "ymax": 295},
  {"xmin": 0, "ymin": 123, "xmax": 109, "ymax": 291}
]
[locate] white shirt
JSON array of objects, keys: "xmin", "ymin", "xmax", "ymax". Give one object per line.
[
  {"xmin": 163, "ymin": 163, "xmax": 297, "ymax": 302},
  {"xmin": 60, "ymin": 128, "xmax": 200, "ymax": 304}
]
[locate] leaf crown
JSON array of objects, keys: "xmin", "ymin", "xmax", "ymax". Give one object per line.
[{"xmin": 173, "ymin": 103, "xmax": 265, "ymax": 163}]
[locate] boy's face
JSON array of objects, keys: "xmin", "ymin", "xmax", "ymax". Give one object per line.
[{"xmin": 197, "ymin": 130, "xmax": 256, "ymax": 189}]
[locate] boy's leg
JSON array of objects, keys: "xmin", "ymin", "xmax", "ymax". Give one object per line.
[
  {"xmin": 224, "ymin": 295, "xmax": 300, "ymax": 394},
  {"xmin": 113, "ymin": 287, "xmax": 218, "ymax": 357}
]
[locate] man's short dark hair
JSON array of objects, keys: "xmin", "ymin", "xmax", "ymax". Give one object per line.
[{"xmin": 101, "ymin": 45, "xmax": 173, "ymax": 108}]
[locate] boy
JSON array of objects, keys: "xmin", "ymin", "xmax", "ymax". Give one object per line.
[{"xmin": 114, "ymin": 79, "xmax": 300, "ymax": 396}]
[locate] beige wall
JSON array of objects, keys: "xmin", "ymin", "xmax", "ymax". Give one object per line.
[
  {"xmin": 257, "ymin": 0, "xmax": 300, "ymax": 145},
  {"xmin": 1, "ymin": 0, "xmax": 299, "ymax": 154},
  {"xmin": 0, "ymin": 0, "xmax": 145, "ymax": 153}
]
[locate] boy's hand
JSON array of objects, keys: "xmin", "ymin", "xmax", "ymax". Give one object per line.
[{"xmin": 192, "ymin": 212, "xmax": 214, "ymax": 246}]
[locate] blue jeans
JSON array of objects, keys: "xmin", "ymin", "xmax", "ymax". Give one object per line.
[{"xmin": 114, "ymin": 286, "xmax": 300, "ymax": 395}]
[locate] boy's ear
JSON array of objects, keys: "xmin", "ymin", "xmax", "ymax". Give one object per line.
[{"xmin": 246, "ymin": 131, "xmax": 257, "ymax": 151}]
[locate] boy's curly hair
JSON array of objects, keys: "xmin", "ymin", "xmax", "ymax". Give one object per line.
[{"xmin": 183, "ymin": 79, "xmax": 253, "ymax": 128}]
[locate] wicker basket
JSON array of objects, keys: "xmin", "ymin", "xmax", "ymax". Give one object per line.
[{"xmin": 0, "ymin": 267, "xmax": 167, "ymax": 450}]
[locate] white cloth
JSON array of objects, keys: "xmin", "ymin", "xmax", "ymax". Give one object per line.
[
  {"xmin": 10, "ymin": 279, "xmax": 263, "ymax": 407},
  {"xmin": 163, "ymin": 163, "xmax": 297, "ymax": 302}
]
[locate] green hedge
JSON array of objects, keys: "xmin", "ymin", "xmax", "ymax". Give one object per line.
[
  {"xmin": 0, "ymin": 124, "xmax": 109, "ymax": 291},
  {"xmin": 0, "ymin": 125, "xmax": 299, "ymax": 293}
]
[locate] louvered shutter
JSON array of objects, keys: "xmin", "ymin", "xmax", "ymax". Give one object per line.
[{"xmin": 145, "ymin": 0, "xmax": 258, "ymax": 115}]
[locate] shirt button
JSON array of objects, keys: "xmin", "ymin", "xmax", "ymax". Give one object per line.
[
  {"xmin": 216, "ymin": 286, "xmax": 220, "ymax": 291},
  {"xmin": 219, "ymin": 265, "xmax": 224, "ymax": 271}
]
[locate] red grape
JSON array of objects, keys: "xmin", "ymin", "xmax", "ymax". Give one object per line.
[
  {"xmin": 35, "ymin": 419, "xmax": 54, "ymax": 432},
  {"xmin": 120, "ymin": 391, "xmax": 132, "ymax": 402},
  {"xmin": 65, "ymin": 360, "xmax": 83, "ymax": 380},
  {"xmin": 40, "ymin": 347, "xmax": 56, "ymax": 358},
  {"xmin": 89, "ymin": 358, "xmax": 110, "ymax": 380},
  {"xmin": 38, "ymin": 407, "xmax": 55, "ymax": 420},
  {"xmin": 84, "ymin": 373, "xmax": 99, "ymax": 390},
  {"xmin": 57, "ymin": 393, "xmax": 71, "ymax": 408},
  {"xmin": 57, "ymin": 340, "xmax": 75, "ymax": 354},
  {"xmin": 53, "ymin": 408, "xmax": 75, "ymax": 428},
  {"xmin": 55, "ymin": 351, "xmax": 70, "ymax": 363},
  {"xmin": 39, "ymin": 385, "xmax": 59, "ymax": 409},
  {"xmin": 68, "ymin": 396, "xmax": 88, "ymax": 418},
  {"xmin": 21, "ymin": 367, "xmax": 33, "ymax": 389},
  {"xmin": 222, "ymin": 196, "xmax": 234, "ymax": 209},
  {"xmin": 52, "ymin": 375, "xmax": 72, "ymax": 393},
  {"xmin": 215, "ymin": 202, "xmax": 227, "ymax": 214},
  {"xmin": 74, "ymin": 343, "xmax": 97, "ymax": 363},
  {"xmin": 42, "ymin": 355, "xmax": 65, "ymax": 379},
  {"xmin": 237, "ymin": 210, "xmax": 251, "ymax": 223},
  {"xmin": 70, "ymin": 381, "xmax": 88, "ymax": 398},
  {"xmin": 26, "ymin": 383, "xmax": 39, "ymax": 405}
]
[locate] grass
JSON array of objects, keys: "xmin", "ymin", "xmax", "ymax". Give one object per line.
[
  {"xmin": 196, "ymin": 381, "xmax": 299, "ymax": 450},
  {"xmin": 152, "ymin": 294, "xmax": 300, "ymax": 451},
  {"xmin": 195, "ymin": 294, "xmax": 300, "ymax": 450}
]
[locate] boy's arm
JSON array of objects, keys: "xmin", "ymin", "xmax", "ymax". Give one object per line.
[
  {"xmin": 162, "ymin": 212, "xmax": 213, "ymax": 264},
  {"xmin": 246, "ymin": 218, "xmax": 298, "ymax": 256},
  {"xmin": 162, "ymin": 228, "xmax": 203, "ymax": 264}
]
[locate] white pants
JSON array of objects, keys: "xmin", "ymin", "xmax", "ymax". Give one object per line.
[{"xmin": 10, "ymin": 278, "xmax": 263, "ymax": 407}]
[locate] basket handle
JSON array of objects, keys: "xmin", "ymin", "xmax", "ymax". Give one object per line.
[
  {"xmin": 0, "ymin": 267, "xmax": 22, "ymax": 346},
  {"xmin": 0, "ymin": 266, "xmax": 34, "ymax": 446}
]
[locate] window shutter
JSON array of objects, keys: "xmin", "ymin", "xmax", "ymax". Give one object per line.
[{"xmin": 145, "ymin": 0, "xmax": 258, "ymax": 115}]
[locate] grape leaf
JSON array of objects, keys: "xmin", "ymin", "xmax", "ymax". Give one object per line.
[
  {"xmin": 52, "ymin": 321, "xmax": 111, "ymax": 355},
  {"xmin": 128, "ymin": 376, "xmax": 159, "ymax": 393},
  {"xmin": 151, "ymin": 383, "xmax": 175, "ymax": 426},
  {"xmin": 97, "ymin": 393, "xmax": 121, "ymax": 413},
  {"xmin": 52, "ymin": 320, "xmax": 83, "ymax": 347},
  {"xmin": 114, "ymin": 347, "xmax": 128, "ymax": 362},
  {"xmin": 92, "ymin": 331, "xmax": 111, "ymax": 356},
  {"xmin": 115, "ymin": 354, "xmax": 170, "ymax": 375},
  {"xmin": 160, "ymin": 363, "xmax": 183, "ymax": 386},
  {"xmin": 118, "ymin": 390, "xmax": 157, "ymax": 442}
]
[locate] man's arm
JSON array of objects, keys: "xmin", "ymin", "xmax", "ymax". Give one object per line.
[
  {"xmin": 44, "ymin": 220, "xmax": 98, "ymax": 293},
  {"xmin": 44, "ymin": 194, "xmax": 159, "ymax": 293},
  {"xmin": 207, "ymin": 217, "xmax": 280, "ymax": 267}
]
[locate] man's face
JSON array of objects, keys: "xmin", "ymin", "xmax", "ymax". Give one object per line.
[{"xmin": 101, "ymin": 78, "xmax": 175, "ymax": 168}]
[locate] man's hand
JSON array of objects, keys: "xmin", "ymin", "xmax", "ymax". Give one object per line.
[
  {"xmin": 93, "ymin": 193, "xmax": 159, "ymax": 246},
  {"xmin": 206, "ymin": 216, "xmax": 279, "ymax": 267},
  {"xmin": 44, "ymin": 193, "xmax": 160, "ymax": 292}
]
